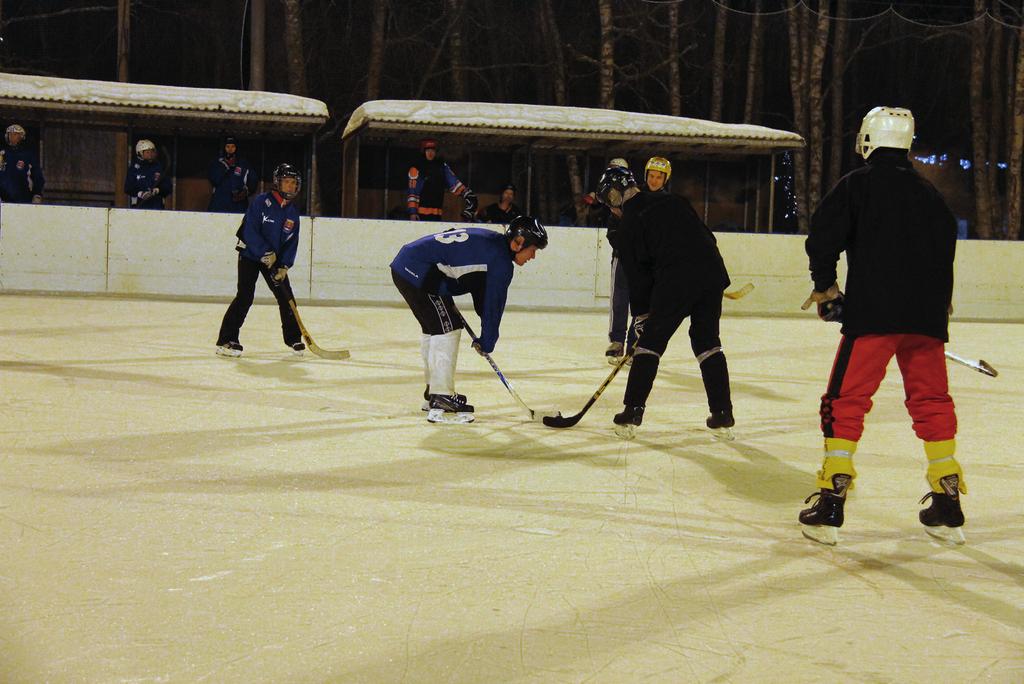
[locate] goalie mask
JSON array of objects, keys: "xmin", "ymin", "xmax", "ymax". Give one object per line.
[
  {"xmin": 505, "ymin": 215, "xmax": 548, "ymax": 250},
  {"xmin": 596, "ymin": 166, "xmax": 637, "ymax": 208},
  {"xmin": 856, "ymin": 107, "xmax": 914, "ymax": 160},
  {"xmin": 272, "ymin": 162, "xmax": 302, "ymax": 200}
]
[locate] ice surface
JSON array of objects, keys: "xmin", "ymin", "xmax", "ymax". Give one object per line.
[{"xmin": 1, "ymin": 295, "xmax": 1021, "ymax": 682}]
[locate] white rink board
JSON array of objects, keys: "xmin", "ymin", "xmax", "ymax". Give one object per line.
[
  {"xmin": 0, "ymin": 204, "xmax": 106, "ymax": 292},
  {"xmin": 1, "ymin": 205, "xmax": 1023, "ymax": 320},
  {"xmin": 106, "ymin": 208, "xmax": 313, "ymax": 299}
]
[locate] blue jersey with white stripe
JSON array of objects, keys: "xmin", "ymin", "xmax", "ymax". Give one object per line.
[{"xmin": 391, "ymin": 227, "xmax": 514, "ymax": 353}]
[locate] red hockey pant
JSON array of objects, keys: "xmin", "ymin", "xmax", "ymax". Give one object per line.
[{"xmin": 820, "ymin": 334, "xmax": 956, "ymax": 443}]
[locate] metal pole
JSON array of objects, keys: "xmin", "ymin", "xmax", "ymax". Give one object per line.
[
  {"xmin": 703, "ymin": 160, "xmax": 710, "ymax": 226},
  {"xmin": 754, "ymin": 156, "xmax": 761, "ymax": 232},
  {"xmin": 768, "ymin": 152, "xmax": 776, "ymax": 234},
  {"xmin": 526, "ymin": 146, "xmax": 533, "ymax": 214},
  {"xmin": 383, "ymin": 139, "xmax": 391, "ymax": 218},
  {"xmin": 171, "ymin": 133, "xmax": 178, "ymax": 210}
]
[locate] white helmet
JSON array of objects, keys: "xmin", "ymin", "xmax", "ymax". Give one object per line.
[
  {"xmin": 856, "ymin": 107, "xmax": 914, "ymax": 160},
  {"xmin": 5, "ymin": 123, "xmax": 25, "ymax": 145},
  {"xmin": 135, "ymin": 139, "xmax": 156, "ymax": 158}
]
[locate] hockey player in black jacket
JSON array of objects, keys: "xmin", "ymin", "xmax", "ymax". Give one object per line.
[
  {"xmin": 798, "ymin": 106, "xmax": 965, "ymax": 546},
  {"xmin": 595, "ymin": 166, "xmax": 735, "ymax": 439}
]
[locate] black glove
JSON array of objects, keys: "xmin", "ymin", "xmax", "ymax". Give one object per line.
[
  {"xmin": 461, "ymin": 190, "xmax": 478, "ymax": 221},
  {"xmin": 817, "ymin": 294, "xmax": 844, "ymax": 323}
]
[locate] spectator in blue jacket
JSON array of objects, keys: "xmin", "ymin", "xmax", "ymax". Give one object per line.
[
  {"xmin": 207, "ymin": 136, "xmax": 255, "ymax": 213},
  {"xmin": 216, "ymin": 163, "xmax": 305, "ymax": 358},
  {"xmin": 125, "ymin": 139, "xmax": 172, "ymax": 209},
  {"xmin": 0, "ymin": 124, "xmax": 44, "ymax": 204}
]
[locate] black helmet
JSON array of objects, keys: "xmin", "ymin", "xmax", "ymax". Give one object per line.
[
  {"xmin": 595, "ymin": 166, "xmax": 637, "ymax": 208},
  {"xmin": 272, "ymin": 163, "xmax": 302, "ymax": 200},
  {"xmin": 505, "ymin": 215, "xmax": 548, "ymax": 250}
]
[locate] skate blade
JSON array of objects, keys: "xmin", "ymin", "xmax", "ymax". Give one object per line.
[
  {"xmin": 924, "ymin": 525, "xmax": 965, "ymax": 545},
  {"xmin": 709, "ymin": 426, "xmax": 735, "ymax": 441},
  {"xmin": 801, "ymin": 524, "xmax": 839, "ymax": 546},
  {"xmin": 216, "ymin": 347, "xmax": 242, "ymax": 358},
  {"xmin": 427, "ymin": 409, "xmax": 475, "ymax": 424},
  {"xmin": 613, "ymin": 423, "xmax": 637, "ymax": 440},
  {"xmin": 291, "ymin": 349, "xmax": 305, "ymax": 358}
]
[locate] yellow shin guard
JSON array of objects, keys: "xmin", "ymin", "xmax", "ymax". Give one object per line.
[
  {"xmin": 816, "ymin": 438, "xmax": 858, "ymax": 490},
  {"xmin": 925, "ymin": 439, "xmax": 966, "ymax": 494}
]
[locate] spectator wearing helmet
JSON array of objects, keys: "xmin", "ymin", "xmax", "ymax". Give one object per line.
[
  {"xmin": 124, "ymin": 139, "xmax": 172, "ymax": 209},
  {"xmin": 406, "ymin": 138, "xmax": 476, "ymax": 222},
  {"xmin": 644, "ymin": 156, "xmax": 671, "ymax": 193},
  {"xmin": 216, "ymin": 163, "xmax": 305, "ymax": 358},
  {"xmin": 0, "ymin": 123, "xmax": 45, "ymax": 204},
  {"xmin": 207, "ymin": 136, "xmax": 256, "ymax": 213},
  {"xmin": 594, "ymin": 164, "xmax": 734, "ymax": 441},
  {"xmin": 479, "ymin": 184, "xmax": 522, "ymax": 224},
  {"xmin": 389, "ymin": 216, "xmax": 548, "ymax": 423},
  {"xmin": 798, "ymin": 106, "xmax": 964, "ymax": 546}
]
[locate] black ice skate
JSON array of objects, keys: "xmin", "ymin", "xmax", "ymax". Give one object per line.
[
  {"xmin": 427, "ymin": 393, "xmax": 475, "ymax": 424},
  {"xmin": 706, "ymin": 410, "xmax": 735, "ymax": 441},
  {"xmin": 216, "ymin": 341, "xmax": 243, "ymax": 358},
  {"xmin": 799, "ymin": 474, "xmax": 852, "ymax": 546},
  {"xmin": 613, "ymin": 405, "xmax": 644, "ymax": 440},
  {"xmin": 421, "ymin": 385, "xmax": 468, "ymax": 412},
  {"xmin": 919, "ymin": 474, "xmax": 965, "ymax": 545},
  {"xmin": 290, "ymin": 341, "xmax": 306, "ymax": 357}
]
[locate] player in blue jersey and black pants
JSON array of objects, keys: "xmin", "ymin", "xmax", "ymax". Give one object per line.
[
  {"xmin": 216, "ymin": 163, "xmax": 305, "ymax": 358},
  {"xmin": 390, "ymin": 216, "xmax": 548, "ymax": 423}
]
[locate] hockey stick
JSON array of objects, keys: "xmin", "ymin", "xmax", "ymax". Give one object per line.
[
  {"xmin": 945, "ymin": 350, "xmax": 997, "ymax": 377},
  {"xmin": 542, "ymin": 351, "xmax": 632, "ymax": 428},
  {"xmin": 287, "ymin": 299, "xmax": 350, "ymax": 360},
  {"xmin": 458, "ymin": 316, "xmax": 536, "ymax": 421},
  {"xmin": 724, "ymin": 282, "xmax": 754, "ymax": 300}
]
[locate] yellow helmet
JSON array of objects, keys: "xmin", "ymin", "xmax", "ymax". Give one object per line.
[{"xmin": 645, "ymin": 156, "xmax": 672, "ymax": 182}]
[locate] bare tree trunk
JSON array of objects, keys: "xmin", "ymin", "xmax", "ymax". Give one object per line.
[
  {"xmin": 365, "ymin": 0, "xmax": 388, "ymax": 100},
  {"xmin": 598, "ymin": 0, "xmax": 615, "ymax": 109},
  {"xmin": 281, "ymin": 0, "xmax": 308, "ymax": 96},
  {"xmin": 446, "ymin": 0, "xmax": 466, "ymax": 100},
  {"xmin": 710, "ymin": 0, "xmax": 727, "ymax": 121},
  {"xmin": 987, "ymin": 6, "xmax": 1004, "ymax": 234},
  {"xmin": 828, "ymin": 0, "xmax": 848, "ymax": 189},
  {"xmin": 743, "ymin": 0, "xmax": 762, "ymax": 123},
  {"xmin": 250, "ymin": 0, "xmax": 266, "ymax": 90},
  {"xmin": 1008, "ymin": 28, "xmax": 1024, "ymax": 240},
  {"xmin": 668, "ymin": 2, "xmax": 681, "ymax": 116},
  {"xmin": 969, "ymin": 0, "xmax": 993, "ymax": 238},
  {"xmin": 539, "ymin": 0, "xmax": 583, "ymax": 216},
  {"xmin": 806, "ymin": 6, "xmax": 830, "ymax": 214},
  {"xmin": 787, "ymin": 1, "xmax": 809, "ymax": 233}
]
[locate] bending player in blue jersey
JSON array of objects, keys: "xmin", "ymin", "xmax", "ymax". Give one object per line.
[{"xmin": 390, "ymin": 216, "xmax": 549, "ymax": 424}]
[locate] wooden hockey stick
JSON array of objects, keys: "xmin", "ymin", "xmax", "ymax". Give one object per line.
[
  {"xmin": 724, "ymin": 282, "xmax": 754, "ymax": 300},
  {"xmin": 287, "ymin": 299, "xmax": 350, "ymax": 360},
  {"xmin": 459, "ymin": 316, "xmax": 535, "ymax": 420},
  {"xmin": 945, "ymin": 350, "xmax": 997, "ymax": 377},
  {"xmin": 542, "ymin": 351, "xmax": 632, "ymax": 428}
]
